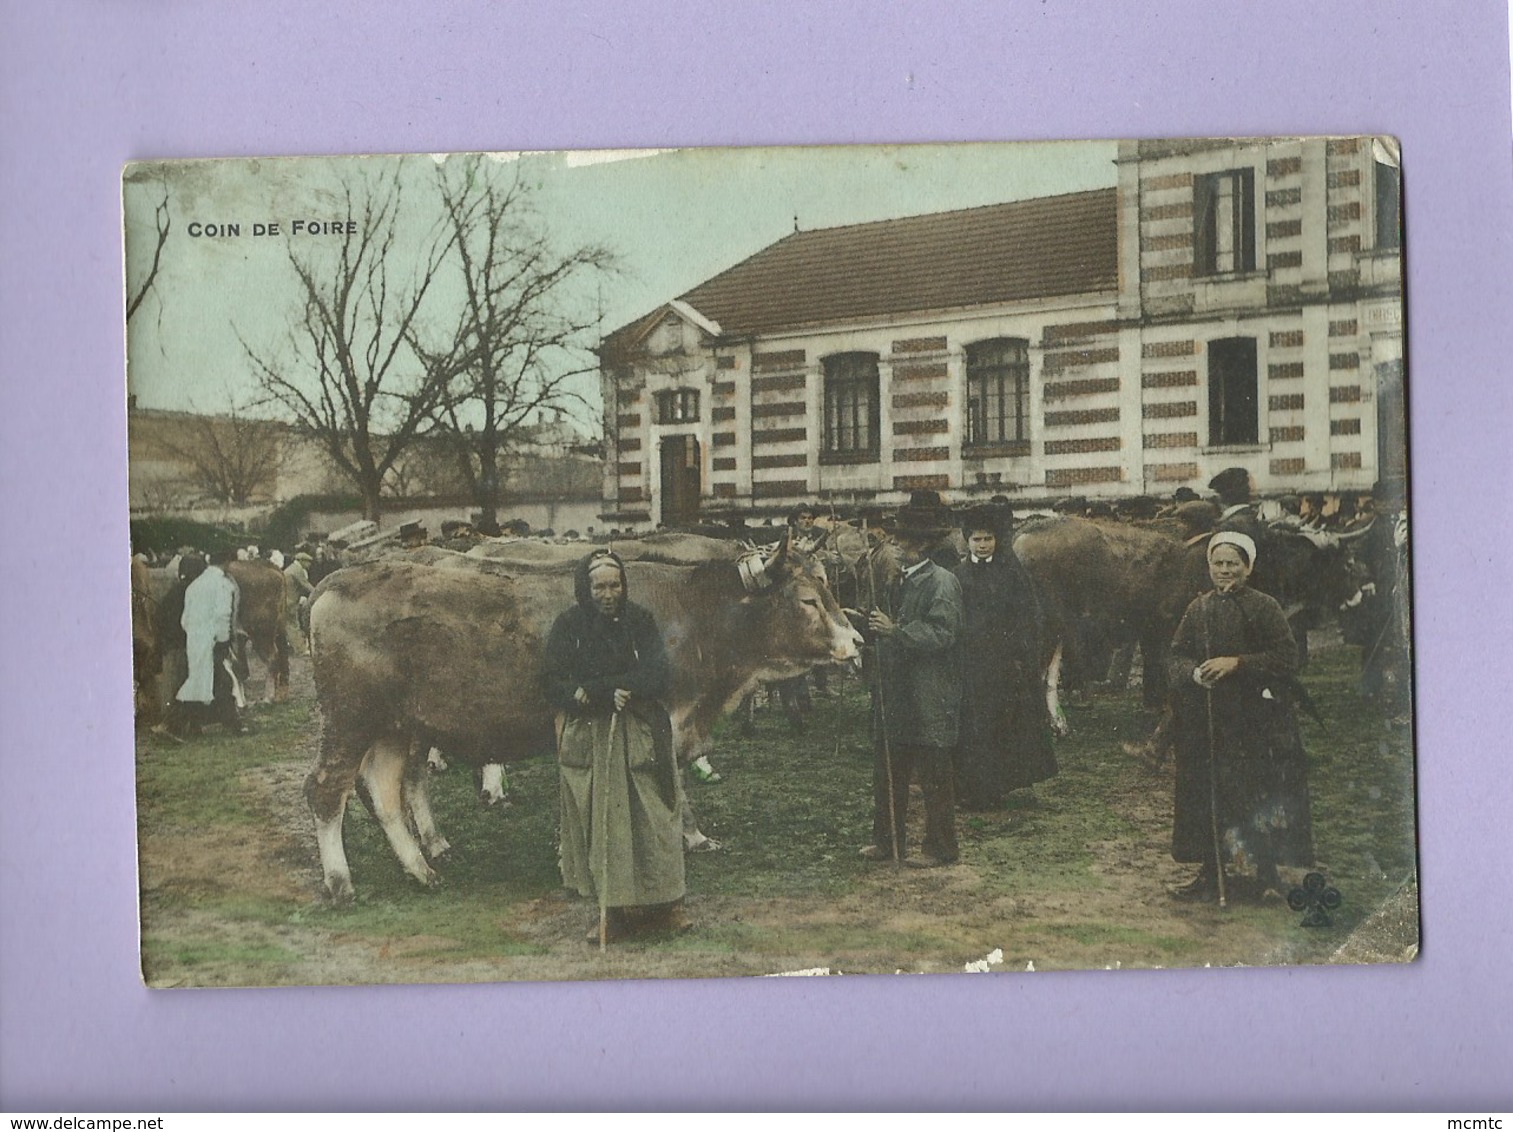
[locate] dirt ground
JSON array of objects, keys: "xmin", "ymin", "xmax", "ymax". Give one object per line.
[{"xmin": 136, "ymin": 644, "xmax": 1420, "ymax": 987}]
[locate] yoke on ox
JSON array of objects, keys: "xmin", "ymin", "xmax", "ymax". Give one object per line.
[{"xmin": 305, "ymin": 537, "xmax": 861, "ymax": 899}]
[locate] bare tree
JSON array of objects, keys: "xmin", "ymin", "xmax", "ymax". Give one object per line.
[
  {"xmin": 411, "ymin": 156, "xmax": 615, "ymax": 533},
  {"xmin": 245, "ymin": 164, "xmax": 455, "ymax": 521},
  {"xmin": 125, "ymin": 178, "xmax": 170, "ymax": 325},
  {"xmin": 153, "ymin": 406, "xmax": 286, "ymax": 506}
]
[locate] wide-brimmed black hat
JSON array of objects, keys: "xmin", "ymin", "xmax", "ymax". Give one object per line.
[
  {"xmin": 960, "ymin": 503, "xmax": 1010, "ymax": 540},
  {"xmin": 887, "ymin": 490, "xmax": 954, "ymax": 539},
  {"xmin": 1208, "ymin": 466, "xmax": 1252, "ymax": 503}
]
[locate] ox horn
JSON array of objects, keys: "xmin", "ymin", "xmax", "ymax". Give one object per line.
[
  {"xmin": 1335, "ymin": 518, "xmax": 1377, "ymax": 543},
  {"xmin": 765, "ymin": 528, "xmax": 793, "ymax": 574}
]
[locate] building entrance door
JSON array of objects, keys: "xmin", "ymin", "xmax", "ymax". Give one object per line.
[{"xmin": 659, "ymin": 435, "xmax": 701, "ymax": 527}]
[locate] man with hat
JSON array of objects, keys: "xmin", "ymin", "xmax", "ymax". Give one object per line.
[
  {"xmin": 284, "ymin": 549, "xmax": 316, "ymax": 650},
  {"xmin": 172, "ymin": 546, "xmax": 247, "ymax": 736},
  {"xmin": 861, "ymin": 493, "xmax": 965, "ymax": 867}
]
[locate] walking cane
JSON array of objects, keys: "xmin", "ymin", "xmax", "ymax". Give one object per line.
[
  {"xmin": 867, "ymin": 548, "xmax": 903, "ymax": 866},
  {"xmin": 1202, "ymin": 599, "xmax": 1229, "ymax": 910},
  {"xmin": 597, "ymin": 710, "xmax": 620, "ymax": 951}
]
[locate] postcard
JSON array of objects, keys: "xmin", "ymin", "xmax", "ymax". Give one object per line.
[{"xmin": 124, "ymin": 139, "xmax": 1416, "ymax": 987}]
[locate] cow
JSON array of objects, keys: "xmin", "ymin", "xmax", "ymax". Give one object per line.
[
  {"xmin": 306, "ymin": 537, "xmax": 861, "ymax": 899},
  {"xmin": 1014, "ymin": 515, "xmax": 1371, "ymax": 735},
  {"xmin": 224, "ymin": 559, "xmax": 291, "ymax": 703},
  {"xmin": 131, "ymin": 557, "xmax": 160, "ymax": 723}
]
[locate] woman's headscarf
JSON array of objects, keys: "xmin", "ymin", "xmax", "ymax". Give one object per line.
[
  {"xmin": 574, "ymin": 548, "xmax": 629, "ymax": 610},
  {"xmin": 1207, "ymin": 530, "xmax": 1257, "ymax": 567}
]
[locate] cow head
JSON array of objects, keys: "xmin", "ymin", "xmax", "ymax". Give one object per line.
[
  {"xmin": 734, "ymin": 534, "xmax": 862, "ymax": 670},
  {"xmin": 1258, "ymin": 524, "xmax": 1369, "ymax": 620}
]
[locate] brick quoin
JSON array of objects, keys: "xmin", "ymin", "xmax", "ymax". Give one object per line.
[
  {"xmin": 1269, "ymin": 393, "xmax": 1306, "ymax": 411},
  {"xmin": 1331, "ymin": 418, "xmax": 1362, "ymax": 435},
  {"xmin": 1149, "ymin": 462, "xmax": 1199, "ymax": 482},
  {"xmin": 1329, "ymin": 319, "xmax": 1359, "ymax": 337},
  {"xmin": 1328, "ymin": 269, "xmax": 1360, "ymax": 290},
  {"xmin": 1043, "ymin": 347, "xmax": 1120, "ymax": 372},
  {"xmin": 1142, "ymin": 369, "xmax": 1197, "ymax": 389},
  {"xmin": 1270, "ymin": 362, "xmax": 1305, "ymax": 380},
  {"xmin": 751, "ymin": 373, "xmax": 806, "ymax": 393},
  {"xmin": 1271, "ymin": 425, "xmax": 1306, "ymax": 443},
  {"xmin": 1143, "ymin": 340, "xmax": 1195, "ymax": 359},
  {"xmin": 1267, "ymin": 156, "xmax": 1302, "ymax": 177},
  {"xmin": 1267, "ymin": 219, "xmax": 1303, "ymax": 239},
  {"xmin": 712, "ymin": 432, "xmax": 737, "ymax": 448},
  {"xmin": 1045, "ymin": 407, "xmax": 1120, "ymax": 427},
  {"xmin": 1332, "ymin": 452, "xmax": 1363, "ymax": 469},
  {"xmin": 893, "ymin": 362, "xmax": 949, "ymax": 381},
  {"xmin": 713, "ymin": 483, "xmax": 738, "ymax": 498},
  {"xmin": 618, "ymin": 438, "xmax": 642, "ymax": 452},
  {"xmin": 1045, "ymin": 377, "xmax": 1120, "ymax": 400},
  {"xmin": 892, "ymin": 336, "xmax": 948, "ymax": 354},
  {"xmin": 1270, "ymin": 457, "xmax": 1306, "ymax": 476},
  {"xmin": 1140, "ymin": 263, "xmax": 1192, "ymax": 283},
  {"xmin": 752, "ymin": 480, "xmax": 808, "ymax": 498},
  {"xmin": 1266, "ymin": 188, "xmax": 1303, "ymax": 207},
  {"xmin": 893, "ymin": 447, "xmax": 949, "ymax": 463},
  {"xmin": 1143, "ymin": 432, "xmax": 1198, "ymax": 449},
  {"xmin": 1327, "ymin": 168, "xmax": 1362, "ymax": 188},
  {"xmin": 1330, "ymin": 385, "xmax": 1362, "ymax": 403},
  {"xmin": 1143, "ymin": 401, "xmax": 1197, "ymax": 419},
  {"xmin": 1326, "ymin": 138, "xmax": 1360, "ymax": 155},
  {"xmin": 1267, "ymin": 252, "xmax": 1303, "ymax": 270},
  {"xmin": 893, "ymin": 418, "xmax": 949, "ymax": 436},
  {"xmin": 620, "ymin": 486, "xmax": 645, "ymax": 502},
  {"xmin": 893, "ymin": 474, "xmax": 950, "ymax": 491},
  {"xmin": 752, "ymin": 349, "xmax": 806, "ymax": 371},
  {"xmin": 1043, "ymin": 319, "xmax": 1119, "ymax": 342},
  {"xmin": 1044, "ymin": 436, "xmax": 1121, "ymax": 455},
  {"xmin": 711, "ymin": 381, "xmax": 736, "ymax": 397},
  {"xmin": 712, "ymin": 457, "xmax": 737, "ymax": 472},
  {"xmin": 617, "ymin": 413, "xmax": 641, "ymax": 429},
  {"xmin": 616, "ymin": 462, "xmax": 641, "ymax": 476},
  {"xmin": 751, "ymin": 453, "xmax": 807, "ymax": 469},
  {"xmin": 715, "ymin": 355, "xmax": 738, "ymax": 370},
  {"xmin": 1327, "ymin": 201, "xmax": 1363, "ymax": 224},
  {"xmin": 1144, "ymin": 202, "xmax": 1194, "ymax": 220},
  {"xmin": 1046, "ymin": 466, "xmax": 1122, "ymax": 488},
  {"xmin": 893, "ymin": 390, "xmax": 949, "ymax": 409},
  {"xmin": 751, "ymin": 401, "xmax": 806, "ymax": 418},
  {"xmin": 1142, "ymin": 172, "xmax": 1193, "ymax": 191},
  {"xmin": 712, "ymin": 406, "xmax": 736, "ymax": 422},
  {"xmin": 753, "ymin": 427, "xmax": 807, "ymax": 445},
  {"xmin": 1141, "ymin": 233, "xmax": 1193, "ymax": 252}
]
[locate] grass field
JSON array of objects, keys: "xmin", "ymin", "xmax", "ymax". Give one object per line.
[{"xmin": 135, "ymin": 641, "xmax": 1419, "ymax": 986}]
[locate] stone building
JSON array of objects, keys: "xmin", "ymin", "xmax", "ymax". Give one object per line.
[{"xmin": 598, "ymin": 137, "xmax": 1404, "ymax": 527}]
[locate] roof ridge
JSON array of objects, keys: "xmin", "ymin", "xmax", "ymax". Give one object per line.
[{"xmin": 777, "ymin": 186, "xmax": 1114, "ymax": 239}]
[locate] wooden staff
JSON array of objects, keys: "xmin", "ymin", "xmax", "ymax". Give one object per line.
[
  {"xmin": 599, "ymin": 709, "xmax": 623, "ymax": 951},
  {"xmin": 1202, "ymin": 597, "xmax": 1229, "ymax": 910},
  {"xmin": 866, "ymin": 545, "xmax": 903, "ymax": 866}
]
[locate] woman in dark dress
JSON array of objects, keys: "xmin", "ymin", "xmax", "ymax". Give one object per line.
[
  {"xmin": 1168, "ymin": 531, "xmax": 1315, "ymax": 902},
  {"xmin": 952, "ymin": 505, "xmax": 1057, "ymax": 809}
]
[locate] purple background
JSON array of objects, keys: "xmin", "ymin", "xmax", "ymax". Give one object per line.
[{"xmin": 3, "ymin": 0, "xmax": 1510, "ymax": 1110}]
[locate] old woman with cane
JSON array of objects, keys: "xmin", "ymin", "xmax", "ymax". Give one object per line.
[
  {"xmin": 542, "ymin": 549, "xmax": 687, "ymax": 944},
  {"xmin": 1167, "ymin": 531, "xmax": 1316, "ymax": 904}
]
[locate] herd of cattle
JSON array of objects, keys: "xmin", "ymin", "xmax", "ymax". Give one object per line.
[{"xmin": 131, "ymin": 502, "xmax": 1403, "ymax": 901}]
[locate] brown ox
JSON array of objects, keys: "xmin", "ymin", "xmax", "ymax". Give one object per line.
[
  {"xmin": 224, "ymin": 560, "xmax": 290, "ymax": 702},
  {"xmin": 1013, "ymin": 516, "xmax": 1370, "ymax": 729},
  {"xmin": 306, "ymin": 539, "xmax": 860, "ymax": 899}
]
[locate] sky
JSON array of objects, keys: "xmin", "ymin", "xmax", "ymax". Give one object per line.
[{"xmin": 123, "ymin": 141, "xmax": 1119, "ymax": 430}]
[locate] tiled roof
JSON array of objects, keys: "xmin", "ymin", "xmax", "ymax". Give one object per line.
[{"xmin": 604, "ymin": 188, "xmax": 1117, "ymax": 352}]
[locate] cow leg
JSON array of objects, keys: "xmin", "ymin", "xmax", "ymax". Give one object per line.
[
  {"xmin": 479, "ymin": 763, "xmax": 508, "ymax": 805},
  {"xmin": 306, "ymin": 740, "xmax": 361, "ymax": 901},
  {"xmin": 1140, "ymin": 629, "xmax": 1170, "ymax": 711},
  {"xmin": 403, "ymin": 753, "xmax": 450, "ymax": 860},
  {"xmin": 1045, "ymin": 643, "xmax": 1070, "ymax": 736},
  {"xmin": 362, "ymin": 736, "xmax": 439, "ymax": 888},
  {"xmin": 272, "ymin": 626, "xmax": 291, "ymax": 703}
]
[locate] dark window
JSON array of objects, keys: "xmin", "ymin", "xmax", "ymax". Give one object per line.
[
  {"xmin": 822, "ymin": 352, "xmax": 879, "ymax": 458},
  {"xmin": 1375, "ymin": 159, "xmax": 1402, "ymax": 250},
  {"xmin": 965, "ymin": 338, "xmax": 1030, "ymax": 446},
  {"xmin": 1208, "ymin": 338, "xmax": 1258, "ymax": 446},
  {"xmin": 655, "ymin": 388, "xmax": 700, "ymax": 424},
  {"xmin": 1194, "ymin": 168, "xmax": 1256, "ymax": 276}
]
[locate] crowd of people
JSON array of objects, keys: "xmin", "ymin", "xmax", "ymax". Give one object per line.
[{"xmin": 133, "ymin": 464, "xmax": 1411, "ymax": 942}]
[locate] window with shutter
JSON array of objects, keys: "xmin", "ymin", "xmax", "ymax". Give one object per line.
[{"xmin": 1194, "ymin": 169, "xmax": 1256, "ymax": 276}]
